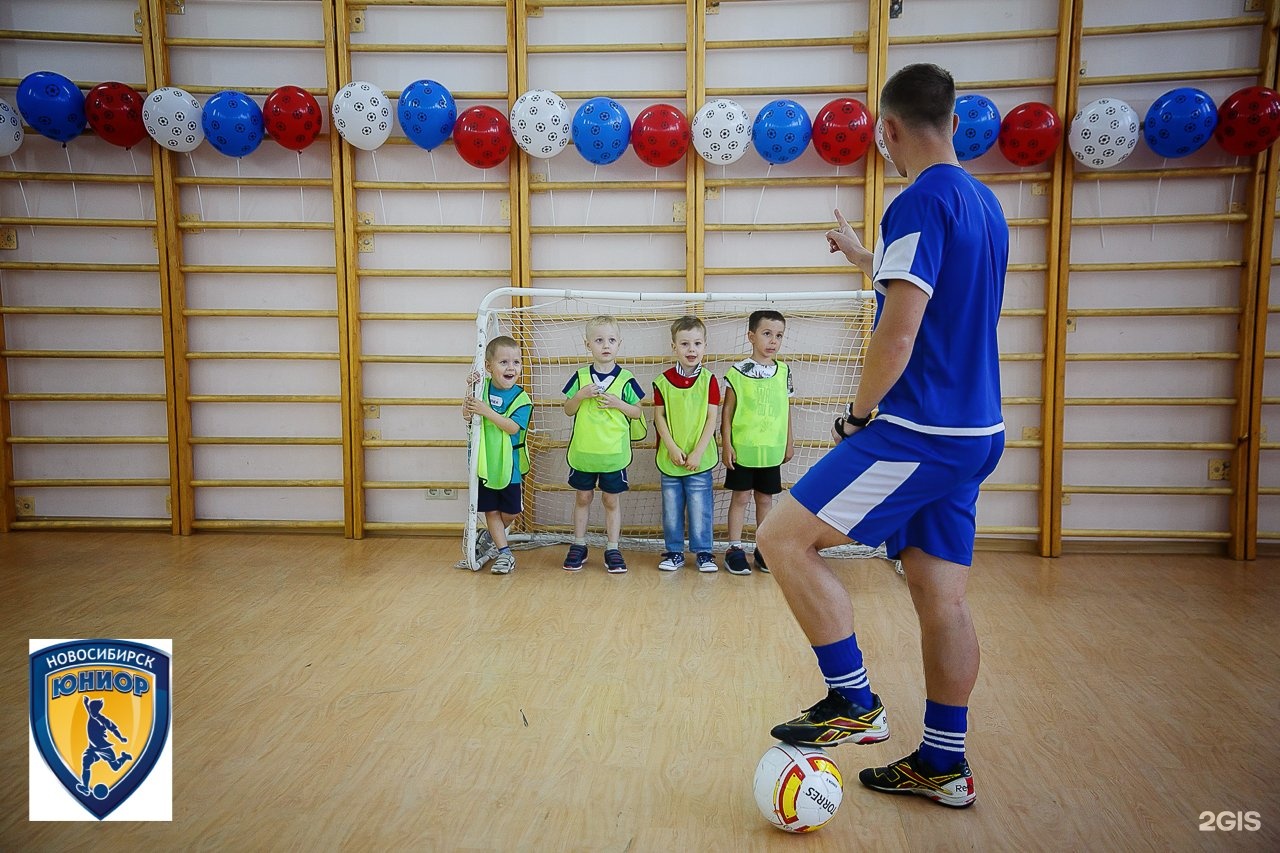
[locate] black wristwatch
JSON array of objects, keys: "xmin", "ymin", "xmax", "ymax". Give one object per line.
[{"xmin": 834, "ymin": 406, "xmax": 873, "ymax": 439}]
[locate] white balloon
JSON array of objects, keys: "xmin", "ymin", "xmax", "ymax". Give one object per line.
[
  {"xmin": 0, "ymin": 98, "xmax": 23, "ymax": 157},
  {"xmin": 509, "ymin": 89, "xmax": 569, "ymax": 159},
  {"xmin": 1069, "ymin": 97, "xmax": 1139, "ymax": 170},
  {"xmin": 691, "ymin": 99, "xmax": 750, "ymax": 164},
  {"xmin": 332, "ymin": 81, "xmax": 392, "ymax": 151},
  {"xmin": 875, "ymin": 116, "xmax": 895, "ymax": 169},
  {"xmin": 143, "ymin": 87, "xmax": 204, "ymax": 153}
]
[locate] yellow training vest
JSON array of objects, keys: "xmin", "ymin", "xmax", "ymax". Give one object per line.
[
  {"xmin": 725, "ymin": 361, "xmax": 789, "ymax": 468},
  {"xmin": 475, "ymin": 379, "xmax": 531, "ymax": 490},
  {"xmin": 567, "ymin": 366, "xmax": 640, "ymax": 473},
  {"xmin": 654, "ymin": 370, "xmax": 718, "ymax": 477}
]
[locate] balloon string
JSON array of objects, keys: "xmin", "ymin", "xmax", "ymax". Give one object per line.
[
  {"xmin": 750, "ymin": 164, "xmax": 772, "ymax": 232},
  {"xmin": 128, "ymin": 148, "xmax": 146, "ymax": 219},
  {"xmin": 582, "ymin": 164, "xmax": 598, "ymax": 246},
  {"xmin": 478, "ymin": 168, "xmax": 486, "ymax": 248},
  {"xmin": 833, "ymin": 165, "xmax": 840, "ymax": 214},
  {"xmin": 1225, "ymin": 156, "xmax": 1239, "ymax": 243},
  {"xmin": 11, "ymin": 155, "xmax": 36, "ymax": 239},
  {"xmin": 64, "ymin": 146, "xmax": 80, "ymax": 220},
  {"xmin": 720, "ymin": 164, "xmax": 726, "ymax": 245},
  {"xmin": 1150, "ymin": 157, "xmax": 1166, "ymax": 241},
  {"xmin": 1095, "ymin": 180, "xmax": 1105, "ymax": 251},
  {"xmin": 429, "ymin": 150, "xmax": 444, "ymax": 225},
  {"xmin": 236, "ymin": 158, "xmax": 243, "ymax": 238},
  {"xmin": 1015, "ymin": 180, "xmax": 1023, "ymax": 249},
  {"xmin": 648, "ymin": 166, "xmax": 658, "ymax": 247},
  {"xmin": 547, "ymin": 159, "xmax": 556, "ymax": 230},
  {"xmin": 370, "ymin": 149, "xmax": 388, "ymax": 226},
  {"xmin": 186, "ymin": 153, "xmax": 206, "ymax": 223},
  {"xmin": 296, "ymin": 151, "xmax": 305, "ymax": 221}
]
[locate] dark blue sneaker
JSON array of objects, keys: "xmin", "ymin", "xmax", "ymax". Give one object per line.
[
  {"xmin": 563, "ymin": 544, "xmax": 588, "ymax": 572},
  {"xmin": 725, "ymin": 546, "xmax": 751, "ymax": 575},
  {"xmin": 754, "ymin": 547, "xmax": 769, "ymax": 573},
  {"xmin": 604, "ymin": 549, "xmax": 627, "ymax": 574}
]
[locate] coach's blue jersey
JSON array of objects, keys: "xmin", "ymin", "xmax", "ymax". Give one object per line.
[{"xmin": 871, "ymin": 163, "xmax": 1008, "ymax": 435}]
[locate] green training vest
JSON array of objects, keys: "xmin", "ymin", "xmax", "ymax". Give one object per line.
[
  {"xmin": 567, "ymin": 366, "xmax": 640, "ymax": 473},
  {"xmin": 475, "ymin": 379, "xmax": 531, "ymax": 490},
  {"xmin": 654, "ymin": 370, "xmax": 718, "ymax": 477},
  {"xmin": 725, "ymin": 361, "xmax": 789, "ymax": 468}
]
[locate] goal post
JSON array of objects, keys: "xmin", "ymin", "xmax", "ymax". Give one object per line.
[{"xmin": 462, "ymin": 287, "xmax": 882, "ymax": 570}]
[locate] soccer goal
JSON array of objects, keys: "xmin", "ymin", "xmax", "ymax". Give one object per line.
[{"xmin": 462, "ymin": 287, "xmax": 883, "ymax": 569}]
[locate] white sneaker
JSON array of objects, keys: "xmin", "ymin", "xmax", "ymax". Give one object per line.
[
  {"xmin": 491, "ymin": 552, "xmax": 515, "ymax": 574},
  {"xmin": 460, "ymin": 530, "xmax": 497, "ymax": 570},
  {"xmin": 696, "ymin": 553, "xmax": 718, "ymax": 573},
  {"xmin": 658, "ymin": 552, "xmax": 684, "ymax": 571}
]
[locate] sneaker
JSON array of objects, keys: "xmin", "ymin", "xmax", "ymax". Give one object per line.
[
  {"xmin": 696, "ymin": 552, "xmax": 718, "ymax": 573},
  {"xmin": 603, "ymin": 549, "xmax": 627, "ymax": 574},
  {"xmin": 770, "ymin": 689, "xmax": 890, "ymax": 747},
  {"xmin": 859, "ymin": 750, "xmax": 976, "ymax": 809},
  {"xmin": 725, "ymin": 546, "xmax": 751, "ymax": 575},
  {"xmin": 460, "ymin": 530, "xmax": 497, "ymax": 571},
  {"xmin": 563, "ymin": 544, "xmax": 588, "ymax": 572},
  {"xmin": 491, "ymin": 552, "xmax": 515, "ymax": 575},
  {"xmin": 754, "ymin": 548, "xmax": 769, "ymax": 573},
  {"xmin": 658, "ymin": 552, "xmax": 684, "ymax": 571}
]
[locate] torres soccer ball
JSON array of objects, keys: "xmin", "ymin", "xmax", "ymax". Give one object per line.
[{"xmin": 753, "ymin": 742, "xmax": 843, "ymax": 833}]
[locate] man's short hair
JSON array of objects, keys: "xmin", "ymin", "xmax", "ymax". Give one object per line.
[
  {"xmin": 880, "ymin": 63, "xmax": 955, "ymax": 132},
  {"xmin": 670, "ymin": 315, "xmax": 706, "ymax": 340}
]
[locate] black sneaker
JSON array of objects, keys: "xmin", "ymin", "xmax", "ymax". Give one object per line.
[
  {"xmin": 563, "ymin": 544, "xmax": 588, "ymax": 572},
  {"xmin": 754, "ymin": 547, "xmax": 769, "ymax": 573},
  {"xmin": 770, "ymin": 689, "xmax": 889, "ymax": 747},
  {"xmin": 603, "ymin": 548, "xmax": 627, "ymax": 574},
  {"xmin": 859, "ymin": 750, "xmax": 975, "ymax": 808},
  {"xmin": 725, "ymin": 546, "xmax": 751, "ymax": 575}
]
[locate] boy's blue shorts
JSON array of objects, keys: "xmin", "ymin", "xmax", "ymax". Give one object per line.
[
  {"xmin": 790, "ymin": 419, "xmax": 1004, "ymax": 566},
  {"xmin": 568, "ymin": 467, "xmax": 629, "ymax": 494}
]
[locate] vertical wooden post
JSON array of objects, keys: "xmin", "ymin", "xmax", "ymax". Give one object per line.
[
  {"xmin": 690, "ymin": 0, "xmax": 703, "ymax": 294},
  {"xmin": 865, "ymin": 0, "xmax": 887, "ymax": 252}
]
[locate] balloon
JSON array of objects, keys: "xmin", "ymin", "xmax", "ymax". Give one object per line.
[
  {"xmin": 397, "ymin": 79, "xmax": 456, "ymax": 151},
  {"xmin": 453, "ymin": 105, "xmax": 512, "ymax": 168},
  {"xmin": 1069, "ymin": 97, "xmax": 1139, "ymax": 170},
  {"xmin": 510, "ymin": 89, "xmax": 570, "ymax": 159},
  {"xmin": 142, "ymin": 87, "xmax": 204, "ymax": 153},
  {"xmin": 630, "ymin": 103, "xmax": 689, "ymax": 168},
  {"xmin": 264, "ymin": 85, "xmax": 322, "ymax": 152},
  {"xmin": 16, "ymin": 71, "xmax": 85, "ymax": 144},
  {"xmin": 691, "ymin": 99, "xmax": 750, "ymax": 165},
  {"xmin": 875, "ymin": 116, "xmax": 895, "ymax": 170},
  {"xmin": 1214, "ymin": 86, "xmax": 1280, "ymax": 157},
  {"xmin": 201, "ymin": 90, "xmax": 263, "ymax": 158},
  {"xmin": 1143, "ymin": 87, "xmax": 1217, "ymax": 158},
  {"xmin": 332, "ymin": 81, "xmax": 392, "ymax": 151},
  {"xmin": 0, "ymin": 98, "xmax": 24, "ymax": 157},
  {"xmin": 997, "ymin": 101, "xmax": 1062, "ymax": 167},
  {"xmin": 810, "ymin": 98, "xmax": 872, "ymax": 166},
  {"xmin": 752, "ymin": 99, "xmax": 812, "ymax": 165},
  {"xmin": 953, "ymin": 94, "xmax": 1000, "ymax": 161},
  {"xmin": 85, "ymin": 82, "xmax": 147, "ymax": 149},
  {"xmin": 572, "ymin": 97, "xmax": 631, "ymax": 165}
]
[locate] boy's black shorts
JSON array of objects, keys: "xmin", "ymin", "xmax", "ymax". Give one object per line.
[
  {"xmin": 477, "ymin": 480, "xmax": 523, "ymax": 514},
  {"xmin": 723, "ymin": 463, "xmax": 783, "ymax": 495}
]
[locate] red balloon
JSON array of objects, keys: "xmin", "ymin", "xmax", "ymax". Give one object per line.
[
  {"xmin": 263, "ymin": 85, "xmax": 322, "ymax": 152},
  {"xmin": 630, "ymin": 104, "xmax": 690, "ymax": 168},
  {"xmin": 810, "ymin": 98, "xmax": 872, "ymax": 166},
  {"xmin": 452, "ymin": 105, "xmax": 512, "ymax": 169},
  {"xmin": 997, "ymin": 101, "xmax": 1062, "ymax": 167},
  {"xmin": 1214, "ymin": 86, "xmax": 1280, "ymax": 157},
  {"xmin": 84, "ymin": 82, "xmax": 147, "ymax": 149}
]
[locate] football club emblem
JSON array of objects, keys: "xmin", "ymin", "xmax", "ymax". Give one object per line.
[{"xmin": 30, "ymin": 639, "xmax": 171, "ymax": 820}]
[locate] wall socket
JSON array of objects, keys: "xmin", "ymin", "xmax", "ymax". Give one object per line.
[{"xmin": 425, "ymin": 488, "xmax": 458, "ymax": 500}]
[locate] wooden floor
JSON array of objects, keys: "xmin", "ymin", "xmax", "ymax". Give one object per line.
[{"xmin": 1, "ymin": 533, "xmax": 1277, "ymax": 851}]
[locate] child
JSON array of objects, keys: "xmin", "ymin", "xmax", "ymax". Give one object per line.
[
  {"xmin": 464, "ymin": 335, "xmax": 531, "ymax": 575},
  {"xmin": 562, "ymin": 316, "xmax": 646, "ymax": 574},
  {"xmin": 653, "ymin": 316, "xmax": 720, "ymax": 572},
  {"xmin": 721, "ymin": 310, "xmax": 794, "ymax": 575}
]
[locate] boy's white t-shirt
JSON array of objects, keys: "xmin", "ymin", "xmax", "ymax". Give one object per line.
[{"xmin": 728, "ymin": 358, "xmax": 795, "ymax": 396}]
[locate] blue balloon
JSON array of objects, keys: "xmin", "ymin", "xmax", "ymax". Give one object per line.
[
  {"xmin": 16, "ymin": 71, "xmax": 85, "ymax": 144},
  {"xmin": 397, "ymin": 80, "xmax": 456, "ymax": 151},
  {"xmin": 1143, "ymin": 87, "xmax": 1217, "ymax": 158},
  {"xmin": 752, "ymin": 99, "xmax": 812, "ymax": 164},
  {"xmin": 571, "ymin": 97, "xmax": 631, "ymax": 165},
  {"xmin": 202, "ymin": 90, "xmax": 263, "ymax": 157},
  {"xmin": 953, "ymin": 94, "xmax": 1000, "ymax": 161}
]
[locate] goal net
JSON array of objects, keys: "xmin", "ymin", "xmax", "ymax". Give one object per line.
[{"xmin": 463, "ymin": 287, "xmax": 883, "ymax": 569}]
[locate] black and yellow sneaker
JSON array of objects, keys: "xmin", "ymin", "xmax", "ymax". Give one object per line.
[
  {"xmin": 770, "ymin": 689, "xmax": 889, "ymax": 747},
  {"xmin": 858, "ymin": 750, "xmax": 976, "ymax": 809}
]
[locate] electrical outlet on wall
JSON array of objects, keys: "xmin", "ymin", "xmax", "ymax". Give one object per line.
[{"xmin": 425, "ymin": 488, "xmax": 457, "ymax": 500}]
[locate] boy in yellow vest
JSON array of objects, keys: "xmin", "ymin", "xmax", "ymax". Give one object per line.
[
  {"xmin": 721, "ymin": 310, "xmax": 794, "ymax": 575},
  {"xmin": 562, "ymin": 316, "xmax": 646, "ymax": 573},
  {"xmin": 653, "ymin": 316, "xmax": 721, "ymax": 572},
  {"xmin": 464, "ymin": 335, "xmax": 532, "ymax": 575}
]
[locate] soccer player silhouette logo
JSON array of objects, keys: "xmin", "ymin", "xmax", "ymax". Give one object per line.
[{"xmin": 76, "ymin": 696, "xmax": 133, "ymax": 797}]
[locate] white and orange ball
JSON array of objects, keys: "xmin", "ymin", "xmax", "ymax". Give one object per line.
[{"xmin": 753, "ymin": 742, "xmax": 843, "ymax": 833}]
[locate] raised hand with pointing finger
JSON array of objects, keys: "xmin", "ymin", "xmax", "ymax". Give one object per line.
[{"xmin": 825, "ymin": 208, "xmax": 874, "ymax": 277}]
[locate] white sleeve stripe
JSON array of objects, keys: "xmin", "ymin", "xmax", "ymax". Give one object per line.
[{"xmin": 874, "ymin": 230, "xmax": 934, "ymax": 296}]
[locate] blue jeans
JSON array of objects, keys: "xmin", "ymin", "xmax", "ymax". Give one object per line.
[{"xmin": 661, "ymin": 470, "xmax": 714, "ymax": 554}]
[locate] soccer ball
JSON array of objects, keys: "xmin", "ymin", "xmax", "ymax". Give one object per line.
[{"xmin": 753, "ymin": 742, "xmax": 843, "ymax": 833}]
